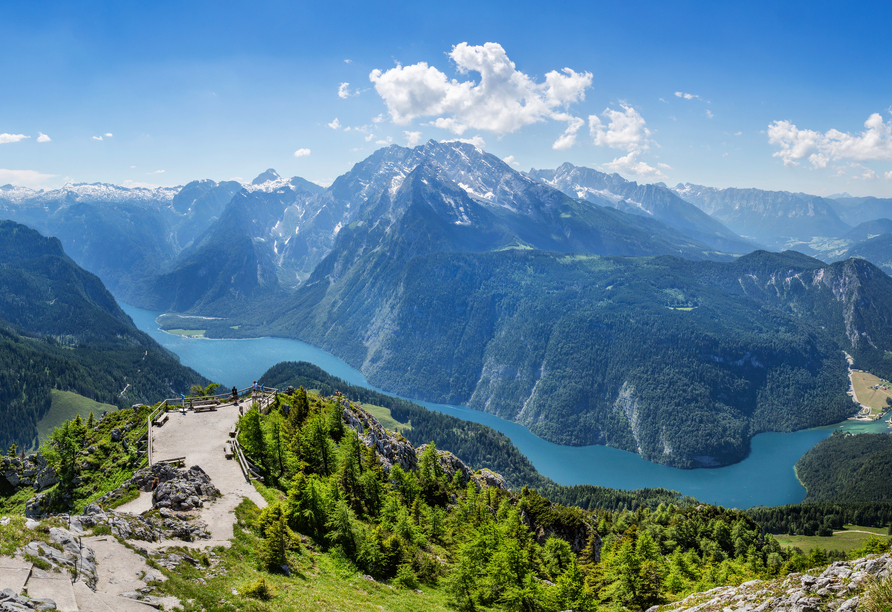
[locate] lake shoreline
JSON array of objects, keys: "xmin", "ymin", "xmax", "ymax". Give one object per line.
[{"xmin": 123, "ymin": 301, "xmax": 891, "ymax": 509}]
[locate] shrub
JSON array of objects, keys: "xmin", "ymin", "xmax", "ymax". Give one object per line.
[
  {"xmin": 243, "ymin": 576, "xmax": 275, "ymax": 600},
  {"xmin": 393, "ymin": 562, "xmax": 420, "ymax": 590}
]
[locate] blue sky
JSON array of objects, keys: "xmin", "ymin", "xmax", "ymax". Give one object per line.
[{"xmin": 2, "ymin": 0, "xmax": 891, "ymax": 196}]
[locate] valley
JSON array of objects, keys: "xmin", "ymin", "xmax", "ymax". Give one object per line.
[
  {"xmin": 850, "ymin": 370, "xmax": 892, "ymax": 419},
  {"xmin": 123, "ymin": 302, "xmax": 892, "ymax": 509},
  {"xmin": 4, "ymin": 140, "xmax": 892, "ymax": 474}
]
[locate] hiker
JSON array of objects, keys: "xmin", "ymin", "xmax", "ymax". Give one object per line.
[
  {"xmin": 231, "ymin": 386, "xmax": 239, "ymax": 405},
  {"xmin": 251, "ymin": 381, "xmax": 259, "ymax": 402}
]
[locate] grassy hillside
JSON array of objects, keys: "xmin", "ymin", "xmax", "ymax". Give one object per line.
[
  {"xmin": 775, "ymin": 525, "xmax": 890, "ymax": 556},
  {"xmin": 3, "ymin": 386, "xmax": 890, "ymax": 611},
  {"xmin": 34, "ymin": 390, "xmax": 116, "ymax": 449}
]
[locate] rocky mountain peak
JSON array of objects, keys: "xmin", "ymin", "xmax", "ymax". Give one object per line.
[{"xmin": 251, "ymin": 168, "xmax": 281, "ymax": 185}]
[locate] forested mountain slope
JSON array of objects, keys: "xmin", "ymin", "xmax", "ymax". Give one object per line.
[
  {"xmin": 0, "ymin": 220, "xmax": 208, "ymax": 451},
  {"xmin": 795, "ymin": 432, "xmax": 892, "ymax": 503},
  {"xmin": 228, "ymin": 177, "xmax": 892, "ymax": 467}
]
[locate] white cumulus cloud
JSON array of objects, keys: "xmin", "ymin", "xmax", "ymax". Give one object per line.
[
  {"xmin": 338, "ymin": 83, "xmax": 360, "ymax": 98},
  {"xmin": 503, "ymin": 155, "xmax": 520, "ymax": 167},
  {"xmin": 105, "ymin": 133, "xmax": 113, "ymax": 137},
  {"xmin": 369, "ymin": 42, "xmax": 592, "ymax": 137},
  {"xmin": 328, "ymin": 118, "xmax": 341, "ymax": 130},
  {"xmin": 0, "ymin": 134, "xmax": 29, "ymax": 144},
  {"xmin": 589, "ymin": 104, "xmax": 651, "ymax": 153},
  {"xmin": 293, "ymin": 148, "xmax": 311, "ymax": 157},
  {"xmin": 706, "ymin": 110, "xmax": 714, "ymax": 119},
  {"xmin": 675, "ymin": 91, "xmax": 701, "ymax": 100},
  {"xmin": 886, "ymin": 170, "xmax": 892, "ymax": 180},
  {"xmin": 0, "ymin": 168, "xmax": 56, "ymax": 188},
  {"xmin": 604, "ymin": 152, "xmax": 667, "ymax": 180},
  {"xmin": 92, "ymin": 136, "xmax": 103, "ymax": 141},
  {"xmin": 404, "ymin": 131, "xmax": 422, "ymax": 147},
  {"xmin": 147, "ymin": 170, "xmax": 165, "ymax": 175},
  {"xmin": 37, "ymin": 132, "xmax": 51, "ymax": 142},
  {"xmin": 768, "ymin": 112, "xmax": 892, "ymax": 168},
  {"xmin": 552, "ymin": 116, "xmax": 585, "ymax": 151},
  {"xmin": 657, "ymin": 162, "xmax": 672, "ymax": 169}
]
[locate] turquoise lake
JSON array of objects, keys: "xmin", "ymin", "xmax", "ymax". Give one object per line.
[{"xmin": 123, "ymin": 303, "xmax": 891, "ymax": 510}]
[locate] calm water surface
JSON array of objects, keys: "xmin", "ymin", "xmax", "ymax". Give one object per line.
[{"xmin": 124, "ymin": 303, "xmax": 890, "ymax": 509}]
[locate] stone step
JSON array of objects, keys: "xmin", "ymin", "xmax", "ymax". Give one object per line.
[
  {"xmin": 24, "ymin": 569, "xmax": 77, "ymax": 612},
  {"xmin": 72, "ymin": 581, "xmax": 116, "ymax": 612},
  {"xmin": 0, "ymin": 557, "xmax": 32, "ymax": 593},
  {"xmin": 74, "ymin": 582, "xmax": 162, "ymax": 612},
  {"xmin": 95, "ymin": 590, "xmax": 161, "ymax": 611}
]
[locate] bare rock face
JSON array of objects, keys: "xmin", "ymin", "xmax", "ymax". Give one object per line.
[
  {"xmin": 653, "ymin": 554, "xmax": 892, "ymax": 612},
  {"xmin": 1, "ymin": 454, "xmax": 57, "ymax": 493},
  {"xmin": 342, "ymin": 402, "xmax": 509, "ymax": 492},
  {"xmin": 342, "ymin": 402, "xmax": 419, "ymax": 473}
]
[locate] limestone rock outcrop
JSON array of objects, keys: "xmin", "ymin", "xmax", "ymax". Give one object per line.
[
  {"xmin": 18, "ymin": 526, "xmax": 98, "ymax": 588},
  {"xmin": 654, "ymin": 554, "xmax": 892, "ymax": 612},
  {"xmin": 1, "ymin": 454, "xmax": 57, "ymax": 493},
  {"xmin": 342, "ymin": 402, "xmax": 508, "ymax": 492}
]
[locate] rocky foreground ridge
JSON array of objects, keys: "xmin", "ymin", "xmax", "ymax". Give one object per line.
[{"xmin": 655, "ymin": 554, "xmax": 892, "ymax": 612}]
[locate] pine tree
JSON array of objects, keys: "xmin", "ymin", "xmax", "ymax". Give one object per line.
[
  {"xmin": 258, "ymin": 502, "xmax": 289, "ymax": 571},
  {"xmin": 239, "ymin": 409, "xmax": 267, "ymax": 474},
  {"xmin": 289, "ymin": 386, "xmax": 311, "ymax": 429},
  {"xmin": 337, "ymin": 431, "xmax": 364, "ymax": 514},
  {"xmin": 301, "ymin": 414, "xmax": 336, "ymax": 476}
]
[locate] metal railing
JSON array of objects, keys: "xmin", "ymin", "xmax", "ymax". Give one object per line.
[{"xmin": 140, "ymin": 386, "xmax": 278, "ymax": 467}]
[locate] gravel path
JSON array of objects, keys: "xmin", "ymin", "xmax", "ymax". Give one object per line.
[{"xmin": 127, "ymin": 401, "xmax": 267, "ymax": 547}]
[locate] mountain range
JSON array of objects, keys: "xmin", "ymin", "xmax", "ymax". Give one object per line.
[{"xmin": 3, "ymin": 140, "xmax": 892, "ymax": 468}]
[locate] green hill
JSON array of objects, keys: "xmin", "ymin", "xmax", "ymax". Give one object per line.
[
  {"xmin": 35, "ymin": 390, "xmax": 116, "ymax": 449},
  {"xmin": 795, "ymin": 432, "xmax": 892, "ymax": 503}
]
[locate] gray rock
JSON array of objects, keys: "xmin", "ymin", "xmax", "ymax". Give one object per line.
[
  {"xmin": 658, "ymin": 554, "xmax": 892, "ymax": 612},
  {"xmin": 24, "ymin": 518, "xmax": 39, "ymax": 530}
]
